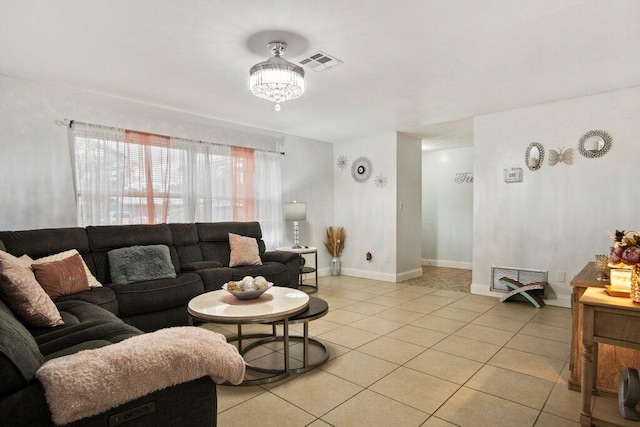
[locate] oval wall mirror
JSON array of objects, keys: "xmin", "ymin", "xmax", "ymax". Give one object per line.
[
  {"xmin": 578, "ymin": 130, "xmax": 612, "ymax": 158},
  {"xmin": 525, "ymin": 142, "xmax": 545, "ymax": 171}
]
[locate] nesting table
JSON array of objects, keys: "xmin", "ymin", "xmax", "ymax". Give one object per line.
[
  {"xmin": 276, "ymin": 246, "xmax": 319, "ymax": 293},
  {"xmin": 188, "ymin": 287, "xmax": 329, "ymax": 384}
]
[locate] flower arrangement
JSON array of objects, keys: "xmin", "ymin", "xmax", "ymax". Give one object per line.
[
  {"xmin": 324, "ymin": 226, "xmax": 346, "ymax": 257},
  {"xmin": 609, "ymin": 230, "xmax": 640, "ymax": 267}
]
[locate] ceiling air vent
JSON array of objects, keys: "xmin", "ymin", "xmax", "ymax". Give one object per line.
[{"xmin": 298, "ymin": 51, "xmax": 343, "ymax": 72}]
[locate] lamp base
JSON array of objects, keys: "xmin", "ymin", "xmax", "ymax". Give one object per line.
[{"xmin": 291, "ymin": 244, "xmax": 302, "ymax": 249}]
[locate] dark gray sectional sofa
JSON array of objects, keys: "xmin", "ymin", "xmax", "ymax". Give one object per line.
[{"xmin": 0, "ymin": 221, "xmax": 300, "ymax": 426}]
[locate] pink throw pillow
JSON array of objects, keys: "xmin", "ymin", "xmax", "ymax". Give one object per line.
[
  {"xmin": 228, "ymin": 233, "xmax": 262, "ymax": 267},
  {"xmin": 0, "ymin": 251, "xmax": 64, "ymax": 327}
]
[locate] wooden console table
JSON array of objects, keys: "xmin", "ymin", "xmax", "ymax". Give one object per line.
[
  {"xmin": 580, "ymin": 287, "xmax": 640, "ymax": 425},
  {"xmin": 570, "ymin": 262, "xmax": 640, "ymax": 395}
]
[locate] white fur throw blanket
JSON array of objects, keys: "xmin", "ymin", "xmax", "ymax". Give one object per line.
[{"xmin": 35, "ymin": 327, "xmax": 245, "ymax": 425}]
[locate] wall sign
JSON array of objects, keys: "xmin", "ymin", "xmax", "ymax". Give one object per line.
[{"xmin": 454, "ymin": 173, "xmax": 473, "ymax": 184}]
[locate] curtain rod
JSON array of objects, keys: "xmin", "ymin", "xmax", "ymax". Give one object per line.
[{"xmin": 56, "ymin": 118, "xmax": 286, "ymax": 156}]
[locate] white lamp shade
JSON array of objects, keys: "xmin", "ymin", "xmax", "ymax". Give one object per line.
[{"xmin": 284, "ymin": 202, "xmax": 306, "ymax": 221}]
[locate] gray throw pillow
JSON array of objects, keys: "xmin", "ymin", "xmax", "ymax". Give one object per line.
[{"xmin": 107, "ymin": 245, "xmax": 177, "ymax": 285}]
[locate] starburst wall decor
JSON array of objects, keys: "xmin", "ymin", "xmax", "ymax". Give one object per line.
[
  {"xmin": 374, "ymin": 174, "xmax": 388, "ymax": 189},
  {"xmin": 336, "ymin": 155, "xmax": 349, "ymax": 170}
]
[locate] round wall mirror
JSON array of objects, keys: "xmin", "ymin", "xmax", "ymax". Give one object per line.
[
  {"xmin": 525, "ymin": 142, "xmax": 545, "ymax": 171},
  {"xmin": 578, "ymin": 130, "xmax": 612, "ymax": 158}
]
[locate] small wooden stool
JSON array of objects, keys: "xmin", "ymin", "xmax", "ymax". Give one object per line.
[{"xmin": 499, "ymin": 277, "xmax": 546, "ymax": 308}]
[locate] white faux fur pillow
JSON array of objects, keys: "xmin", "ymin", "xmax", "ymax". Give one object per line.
[{"xmin": 228, "ymin": 233, "xmax": 262, "ymax": 267}]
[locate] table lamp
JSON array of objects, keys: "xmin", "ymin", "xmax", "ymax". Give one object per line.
[{"xmin": 284, "ymin": 201, "xmax": 306, "ymax": 248}]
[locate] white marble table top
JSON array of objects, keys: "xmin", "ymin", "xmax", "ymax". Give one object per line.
[{"xmin": 188, "ymin": 287, "xmax": 309, "ymax": 323}]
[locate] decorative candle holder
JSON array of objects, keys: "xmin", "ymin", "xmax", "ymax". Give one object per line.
[
  {"xmin": 595, "ymin": 254, "xmax": 609, "ymax": 281},
  {"xmin": 632, "ymin": 266, "xmax": 640, "ymax": 303}
]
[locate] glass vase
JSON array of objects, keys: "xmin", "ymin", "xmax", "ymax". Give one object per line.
[
  {"xmin": 330, "ymin": 256, "xmax": 341, "ymax": 276},
  {"xmin": 631, "ymin": 265, "xmax": 640, "ymax": 303}
]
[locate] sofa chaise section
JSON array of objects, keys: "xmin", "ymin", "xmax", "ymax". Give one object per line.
[{"xmin": 0, "ymin": 299, "xmax": 219, "ymax": 426}]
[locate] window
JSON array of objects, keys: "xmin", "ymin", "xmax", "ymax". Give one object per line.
[{"xmin": 71, "ymin": 122, "xmax": 283, "ymax": 247}]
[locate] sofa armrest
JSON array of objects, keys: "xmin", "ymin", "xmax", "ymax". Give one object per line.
[
  {"xmin": 263, "ymin": 251, "xmax": 302, "ymax": 288},
  {"xmin": 0, "ymin": 377, "xmax": 217, "ymax": 427},
  {"xmin": 262, "ymin": 250, "xmax": 298, "ymax": 264},
  {"xmin": 35, "ymin": 327, "xmax": 242, "ymax": 425}
]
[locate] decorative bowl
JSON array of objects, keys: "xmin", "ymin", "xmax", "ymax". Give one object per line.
[{"xmin": 222, "ymin": 282, "xmax": 273, "ymax": 300}]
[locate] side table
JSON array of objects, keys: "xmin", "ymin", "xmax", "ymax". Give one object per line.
[
  {"xmin": 580, "ymin": 287, "xmax": 640, "ymax": 425},
  {"xmin": 277, "ymin": 246, "xmax": 318, "ymax": 293},
  {"xmin": 570, "ymin": 262, "xmax": 640, "ymax": 395}
]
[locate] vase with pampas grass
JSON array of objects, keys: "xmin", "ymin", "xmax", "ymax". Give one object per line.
[{"xmin": 324, "ymin": 226, "xmax": 345, "ymax": 276}]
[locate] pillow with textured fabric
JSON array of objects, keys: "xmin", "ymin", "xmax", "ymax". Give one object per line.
[
  {"xmin": 0, "ymin": 251, "xmax": 64, "ymax": 327},
  {"xmin": 228, "ymin": 233, "xmax": 262, "ymax": 267},
  {"xmin": 33, "ymin": 249, "xmax": 102, "ymax": 288},
  {"xmin": 32, "ymin": 254, "xmax": 90, "ymax": 299},
  {"xmin": 107, "ymin": 245, "xmax": 177, "ymax": 285}
]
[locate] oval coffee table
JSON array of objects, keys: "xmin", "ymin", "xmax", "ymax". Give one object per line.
[{"xmin": 188, "ymin": 287, "xmax": 310, "ymax": 384}]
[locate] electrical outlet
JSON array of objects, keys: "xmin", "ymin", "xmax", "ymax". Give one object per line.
[{"xmin": 556, "ymin": 271, "xmax": 566, "ymax": 282}]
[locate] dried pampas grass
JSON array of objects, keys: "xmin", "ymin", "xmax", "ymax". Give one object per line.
[{"xmin": 324, "ymin": 226, "xmax": 346, "ymax": 257}]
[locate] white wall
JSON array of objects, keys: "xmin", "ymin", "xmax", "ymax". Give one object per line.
[
  {"xmin": 334, "ymin": 133, "xmax": 397, "ymax": 280},
  {"xmin": 396, "ymin": 133, "xmax": 423, "ymax": 280},
  {"xmin": 0, "ymin": 75, "xmax": 334, "ymax": 252},
  {"xmin": 333, "ymin": 132, "xmax": 422, "ymax": 281},
  {"xmin": 422, "ymin": 147, "xmax": 474, "ymax": 268},
  {"xmin": 280, "ymin": 134, "xmax": 334, "ymax": 271},
  {"xmin": 472, "ymin": 85, "xmax": 640, "ymax": 307}
]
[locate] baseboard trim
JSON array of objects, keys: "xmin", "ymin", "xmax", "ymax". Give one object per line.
[
  {"xmin": 422, "ymin": 259, "xmax": 472, "ymax": 270},
  {"xmin": 470, "ymin": 282, "xmax": 572, "ymax": 308},
  {"xmin": 341, "ymin": 268, "xmax": 397, "ymax": 282},
  {"xmin": 397, "ymin": 268, "xmax": 423, "ymax": 282}
]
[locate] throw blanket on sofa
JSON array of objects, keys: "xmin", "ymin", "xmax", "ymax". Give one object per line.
[{"xmin": 35, "ymin": 327, "xmax": 245, "ymax": 425}]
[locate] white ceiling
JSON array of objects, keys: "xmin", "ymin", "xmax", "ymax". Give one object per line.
[{"xmin": 1, "ymin": 1, "xmax": 639, "ymax": 148}]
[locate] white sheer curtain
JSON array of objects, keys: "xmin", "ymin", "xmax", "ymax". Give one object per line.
[
  {"xmin": 254, "ymin": 150, "xmax": 283, "ymax": 249},
  {"xmin": 71, "ymin": 123, "xmax": 127, "ymax": 226},
  {"xmin": 71, "ymin": 122, "xmax": 283, "ymax": 248},
  {"xmin": 168, "ymin": 137, "xmax": 232, "ymax": 223}
]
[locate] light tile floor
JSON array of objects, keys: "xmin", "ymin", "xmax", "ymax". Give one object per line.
[{"xmin": 204, "ymin": 268, "xmax": 580, "ymax": 427}]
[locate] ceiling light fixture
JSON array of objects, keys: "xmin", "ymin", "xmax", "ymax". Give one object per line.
[{"xmin": 249, "ymin": 41, "xmax": 305, "ymax": 112}]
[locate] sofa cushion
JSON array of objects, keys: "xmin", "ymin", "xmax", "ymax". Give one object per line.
[
  {"xmin": 29, "ymin": 300, "xmax": 142, "ymax": 356},
  {"xmin": 31, "ymin": 254, "xmax": 90, "ymax": 298},
  {"xmin": 54, "ymin": 286, "xmax": 118, "ymax": 315},
  {"xmin": 0, "ymin": 251, "xmax": 63, "ymax": 328},
  {"xmin": 181, "ymin": 261, "xmax": 223, "ymax": 271},
  {"xmin": 108, "ymin": 273, "xmax": 204, "ymax": 317},
  {"xmin": 0, "ymin": 299, "xmax": 45, "ymax": 397},
  {"xmin": 0, "ymin": 227, "xmax": 98, "ymax": 282},
  {"xmin": 197, "ymin": 222, "xmax": 267, "ymax": 261},
  {"xmin": 192, "ymin": 267, "xmax": 233, "ymax": 292},
  {"xmin": 108, "ymin": 245, "xmax": 177, "ymax": 285},
  {"xmin": 86, "ymin": 224, "xmax": 179, "ymax": 284},
  {"xmin": 228, "ymin": 233, "xmax": 262, "ymax": 267},
  {"xmin": 32, "ymin": 249, "xmax": 102, "ymax": 288}
]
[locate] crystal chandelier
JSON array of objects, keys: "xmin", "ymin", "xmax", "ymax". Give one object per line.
[{"xmin": 249, "ymin": 41, "xmax": 305, "ymax": 111}]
